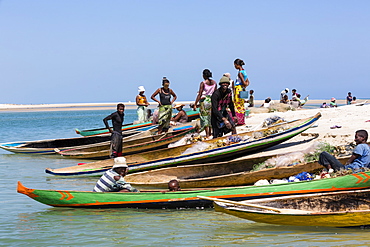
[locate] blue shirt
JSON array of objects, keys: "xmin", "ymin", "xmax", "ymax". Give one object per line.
[
  {"xmin": 346, "ymin": 143, "xmax": 370, "ymax": 170},
  {"xmin": 235, "ymin": 70, "xmax": 248, "ymax": 86}
]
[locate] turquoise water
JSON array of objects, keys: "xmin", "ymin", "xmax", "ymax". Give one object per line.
[{"xmin": 1, "ymin": 109, "xmax": 370, "ymax": 246}]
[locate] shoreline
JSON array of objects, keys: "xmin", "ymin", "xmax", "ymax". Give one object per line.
[{"xmin": 0, "ymin": 99, "xmax": 356, "ymax": 112}]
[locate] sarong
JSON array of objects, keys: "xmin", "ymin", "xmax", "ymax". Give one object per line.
[
  {"xmin": 158, "ymin": 105, "xmax": 172, "ymax": 131},
  {"xmin": 233, "ymin": 84, "xmax": 245, "ymax": 125},
  {"xmin": 199, "ymin": 96, "xmax": 212, "ymax": 131},
  {"xmin": 110, "ymin": 131, "xmax": 123, "ymax": 158},
  {"xmin": 137, "ymin": 106, "xmax": 147, "ymax": 123}
]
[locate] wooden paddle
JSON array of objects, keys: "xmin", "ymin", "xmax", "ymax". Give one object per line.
[{"xmin": 197, "ymin": 196, "xmax": 311, "ymax": 214}]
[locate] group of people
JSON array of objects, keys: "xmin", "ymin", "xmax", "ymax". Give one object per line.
[
  {"xmin": 320, "ymin": 92, "xmax": 358, "ymax": 108},
  {"xmin": 279, "ymin": 88, "xmax": 308, "ymax": 108},
  {"xmin": 193, "ymin": 59, "xmax": 251, "ymax": 139}
]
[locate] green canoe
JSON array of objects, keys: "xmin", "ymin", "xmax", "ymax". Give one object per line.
[{"xmin": 18, "ymin": 171, "xmax": 370, "ymax": 209}]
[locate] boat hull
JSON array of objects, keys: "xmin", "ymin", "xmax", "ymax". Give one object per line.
[
  {"xmin": 0, "ymin": 127, "xmax": 151, "ymax": 155},
  {"xmin": 17, "ymin": 171, "xmax": 370, "ymax": 209},
  {"xmin": 76, "ymin": 110, "xmax": 200, "ymax": 136},
  {"xmin": 215, "ymin": 204, "xmax": 370, "ymax": 227},
  {"xmin": 58, "ymin": 125, "xmax": 196, "ymax": 159},
  {"xmin": 214, "ymin": 188, "xmax": 370, "ymax": 227},
  {"xmin": 125, "ymin": 156, "xmax": 343, "ymax": 188},
  {"xmin": 45, "ymin": 113, "xmax": 321, "ymax": 176}
]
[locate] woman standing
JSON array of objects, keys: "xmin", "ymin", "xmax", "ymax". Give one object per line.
[
  {"xmin": 193, "ymin": 69, "xmax": 217, "ymax": 139},
  {"xmin": 136, "ymin": 86, "xmax": 150, "ymax": 123},
  {"xmin": 233, "ymin": 58, "xmax": 250, "ymax": 125},
  {"xmin": 151, "ymin": 77, "xmax": 177, "ymax": 134}
]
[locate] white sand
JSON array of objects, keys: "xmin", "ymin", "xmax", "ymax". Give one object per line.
[{"xmin": 237, "ymin": 104, "xmax": 370, "ymax": 157}]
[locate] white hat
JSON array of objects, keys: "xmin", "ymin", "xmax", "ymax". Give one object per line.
[
  {"xmin": 113, "ymin": 157, "xmax": 128, "ymax": 168},
  {"xmin": 285, "ymin": 88, "xmax": 289, "ymax": 93},
  {"xmin": 138, "ymin": 86, "xmax": 145, "ymax": 92}
]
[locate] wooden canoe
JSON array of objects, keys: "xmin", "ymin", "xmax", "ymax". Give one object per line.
[
  {"xmin": 75, "ymin": 109, "xmax": 200, "ymax": 136},
  {"xmin": 208, "ymin": 188, "xmax": 370, "ymax": 227},
  {"xmin": 57, "ymin": 125, "xmax": 197, "ymax": 159},
  {"xmin": 17, "ymin": 170, "xmax": 370, "ymax": 209},
  {"xmin": 45, "ymin": 113, "xmax": 321, "ymax": 176},
  {"xmin": 0, "ymin": 127, "xmax": 149, "ymax": 155},
  {"xmin": 125, "ymin": 156, "xmax": 348, "ymax": 188}
]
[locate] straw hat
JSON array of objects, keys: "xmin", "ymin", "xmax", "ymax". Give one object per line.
[
  {"xmin": 113, "ymin": 157, "xmax": 128, "ymax": 168},
  {"xmin": 138, "ymin": 86, "xmax": 145, "ymax": 92},
  {"xmin": 173, "ymin": 103, "xmax": 185, "ymax": 109}
]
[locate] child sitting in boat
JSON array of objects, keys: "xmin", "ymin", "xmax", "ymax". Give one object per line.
[
  {"xmin": 93, "ymin": 157, "xmax": 139, "ymax": 192},
  {"xmin": 318, "ymin": 130, "xmax": 370, "ymax": 172}
]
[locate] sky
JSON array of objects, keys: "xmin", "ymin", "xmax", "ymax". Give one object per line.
[{"xmin": 1, "ymin": 0, "xmax": 369, "ymax": 104}]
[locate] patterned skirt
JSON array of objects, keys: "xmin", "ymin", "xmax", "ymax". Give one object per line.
[
  {"xmin": 234, "ymin": 85, "xmax": 245, "ymax": 125},
  {"xmin": 158, "ymin": 105, "xmax": 172, "ymax": 130},
  {"xmin": 199, "ymin": 96, "xmax": 212, "ymax": 130}
]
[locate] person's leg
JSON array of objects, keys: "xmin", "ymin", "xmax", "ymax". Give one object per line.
[
  {"xmin": 110, "ymin": 132, "xmax": 120, "ymax": 158},
  {"xmin": 318, "ymin": 151, "xmax": 345, "ymax": 172}
]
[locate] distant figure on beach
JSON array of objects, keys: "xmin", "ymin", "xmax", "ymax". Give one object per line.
[
  {"xmin": 233, "ymin": 58, "xmax": 250, "ymax": 125},
  {"xmin": 211, "ymin": 76, "xmax": 237, "ymax": 138},
  {"xmin": 136, "ymin": 86, "xmax": 150, "ymax": 123},
  {"xmin": 151, "ymin": 77, "xmax": 177, "ymax": 134},
  {"xmin": 247, "ymin": 89, "xmax": 255, "ymax": 107},
  {"xmin": 93, "ymin": 157, "xmax": 139, "ymax": 192},
  {"xmin": 346, "ymin": 92, "xmax": 353, "ymax": 105},
  {"xmin": 318, "ymin": 130, "xmax": 370, "ymax": 172},
  {"xmin": 223, "ymin": 72, "xmax": 234, "ymax": 91},
  {"xmin": 171, "ymin": 103, "xmax": 188, "ymax": 124},
  {"xmin": 168, "ymin": 179, "xmax": 181, "ymax": 191},
  {"xmin": 280, "ymin": 88, "xmax": 289, "ymax": 103},
  {"xmin": 281, "ymin": 94, "xmax": 289, "ymax": 104},
  {"xmin": 351, "ymin": 97, "xmax": 357, "ymax": 104},
  {"xmin": 330, "ymin": 98, "xmax": 337, "ymax": 107},
  {"xmin": 320, "ymin": 102, "xmax": 329, "ymax": 108},
  {"xmin": 193, "ymin": 69, "xmax": 217, "ymax": 139},
  {"xmin": 291, "ymin": 89, "xmax": 298, "ymax": 101},
  {"xmin": 260, "ymin": 97, "xmax": 272, "ymax": 108},
  {"xmin": 103, "ymin": 103, "xmax": 125, "ymax": 158}
]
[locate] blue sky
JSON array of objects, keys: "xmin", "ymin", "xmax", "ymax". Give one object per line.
[{"xmin": 1, "ymin": 1, "xmax": 369, "ymax": 104}]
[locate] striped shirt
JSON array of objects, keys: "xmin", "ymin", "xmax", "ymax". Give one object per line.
[{"xmin": 93, "ymin": 169, "xmax": 138, "ymax": 192}]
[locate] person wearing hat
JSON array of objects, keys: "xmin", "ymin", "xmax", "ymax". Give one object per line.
[
  {"xmin": 171, "ymin": 103, "xmax": 188, "ymax": 124},
  {"xmin": 151, "ymin": 77, "xmax": 177, "ymax": 134},
  {"xmin": 210, "ymin": 76, "xmax": 237, "ymax": 138},
  {"xmin": 93, "ymin": 157, "xmax": 139, "ymax": 192},
  {"xmin": 193, "ymin": 69, "xmax": 217, "ymax": 139},
  {"xmin": 136, "ymin": 86, "xmax": 150, "ymax": 123},
  {"xmin": 330, "ymin": 97, "xmax": 337, "ymax": 108},
  {"xmin": 103, "ymin": 103, "xmax": 125, "ymax": 158}
]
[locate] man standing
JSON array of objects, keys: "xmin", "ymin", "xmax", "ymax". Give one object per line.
[{"xmin": 103, "ymin": 103, "xmax": 125, "ymax": 158}]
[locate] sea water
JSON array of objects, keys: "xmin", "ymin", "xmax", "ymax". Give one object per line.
[{"xmin": 1, "ymin": 109, "xmax": 369, "ymax": 246}]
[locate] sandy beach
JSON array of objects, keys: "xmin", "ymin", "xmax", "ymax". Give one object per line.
[
  {"xmin": 237, "ymin": 103, "xmax": 370, "ymax": 159},
  {"xmin": 0, "ymin": 99, "xmax": 349, "ymax": 112}
]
